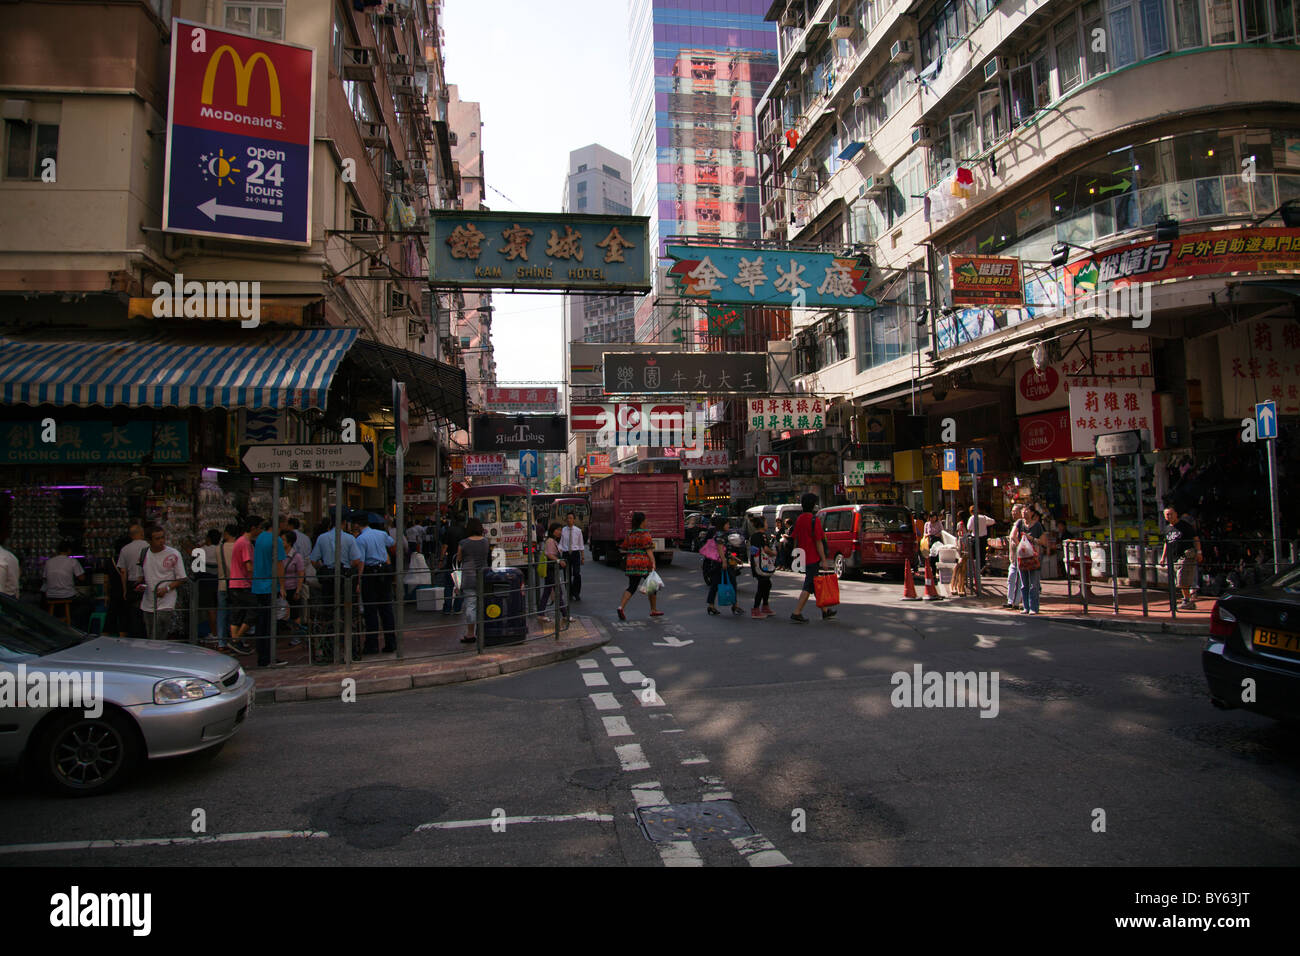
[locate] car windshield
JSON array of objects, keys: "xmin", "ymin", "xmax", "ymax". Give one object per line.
[
  {"xmin": 0, "ymin": 595, "xmax": 87, "ymax": 659},
  {"xmin": 1267, "ymin": 564, "xmax": 1300, "ymax": 593},
  {"xmin": 860, "ymin": 507, "xmax": 914, "ymax": 533}
]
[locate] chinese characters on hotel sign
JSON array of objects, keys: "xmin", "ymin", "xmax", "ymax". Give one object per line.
[
  {"xmin": 485, "ymin": 386, "xmax": 557, "ymax": 413},
  {"xmin": 431, "ymin": 211, "xmax": 652, "ymax": 292},
  {"xmin": 665, "ymin": 246, "xmax": 876, "ymax": 309},
  {"xmin": 603, "ymin": 352, "xmax": 768, "ymax": 395}
]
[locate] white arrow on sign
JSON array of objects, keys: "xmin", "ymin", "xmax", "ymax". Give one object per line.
[
  {"xmin": 198, "ymin": 198, "xmax": 284, "ymax": 223},
  {"xmin": 241, "ymin": 443, "xmax": 372, "ymax": 475},
  {"xmin": 1258, "ymin": 402, "xmax": 1276, "ymax": 437},
  {"xmin": 652, "ymin": 635, "xmax": 695, "ymax": 648}
]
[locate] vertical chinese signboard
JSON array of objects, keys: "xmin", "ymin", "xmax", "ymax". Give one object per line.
[{"xmin": 163, "ymin": 19, "xmax": 315, "ymax": 245}]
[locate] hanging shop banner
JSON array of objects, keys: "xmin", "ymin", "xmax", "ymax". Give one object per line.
[
  {"xmin": 665, "ymin": 245, "xmax": 876, "ymax": 309},
  {"xmin": 843, "ymin": 459, "xmax": 892, "ymax": 485},
  {"xmin": 464, "ymin": 453, "xmax": 505, "ymax": 476},
  {"xmin": 1217, "ymin": 316, "xmax": 1300, "ymax": 418},
  {"xmin": 1018, "ymin": 409, "xmax": 1080, "ymax": 462},
  {"xmin": 586, "ymin": 452, "xmax": 612, "ymax": 475},
  {"xmin": 706, "ymin": 303, "xmax": 745, "ymax": 336},
  {"xmin": 431, "ymin": 211, "xmax": 652, "ymax": 292},
  {"xmin": 1, "ymin": 420, "xmax": 190, "ymax": 464},
  {"xmin": 1063, "ymin": 227, "xmax": 1300, "ymax": 294},
  {"xmin": 485, "ymin": 386, "xmax": 558, "ymax": 413},
  {"xmin": 1067, "ymin": 385, "xmax": 1160, "ymax": 455},
  {"xmin": 1014, "ymin": 331, "xmax": 1152, "ymax": 415},
  {"xmin": 569, "ymin": 403, "xmax": 688, "ymax": 432},
  {"xmin": 470, "ymin": 415, "xmax": 567, "ymax": 452},
  {"xmin": 746, "ymin": 397, "xmax": 828, "ymax": 431},
  {"xmin": 948, "ymin": 255, "xmax": 1025, "ymax": 307},
  {"xmin": 603, "ymin": 352, "xmax": 768, "ymax": 394},
  {"xmin": 163, "ymin": 19, "xmax": 315, "ymax": 246}
]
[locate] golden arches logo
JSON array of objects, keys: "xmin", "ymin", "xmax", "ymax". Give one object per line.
[{"xmin": 201, "ymin": 46, "xmax": 282, "ymax": 116}]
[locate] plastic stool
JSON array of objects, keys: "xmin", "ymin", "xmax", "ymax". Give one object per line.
[
  {"xmin": 87, "ymin": 610, "xmax": 107, "ymax": 635},
  {"xmin": 46, "ymin": 600, "xmax": 73, "ymax": 625}
]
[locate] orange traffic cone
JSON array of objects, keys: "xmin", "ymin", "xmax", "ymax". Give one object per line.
[
  {"xmin": 922, "ymin": 558, "xmax": 943, "ymax": 601},
  {"xmin": 901, "ymin": 558, "xmax": 920, "ymax": 600}
]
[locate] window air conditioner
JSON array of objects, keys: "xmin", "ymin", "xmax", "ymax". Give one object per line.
[
  {"xmin": 890, "ymin": 40, "xmax": 911, "ymax": 64},
  {"xmin": 911, "ymin": 124, "xmax": 934, "ymax": 146},
  {"xmin": 832, "ymin": 14, "xmax": 854, "ymax": 38},
  {"xmin": 984, "ymin": 56, "xmax": 1005, "ymax": 82},
  {"xmin": 396, "ymin": 74, "xmax": 415, "ymax": 91},
  {"xmin": 343, "ymin": 47, "xmax": 376, "ymax": 81},
  {"xmin": 392, "ymin": 53, "xmax": 413, "ymax": 74},
  {"xmin": 853, "ymin": 84, "xmax": 874, "ymax": 103},
  {"xmin": 863, "ymin": 173, "xmax": 890, "ymax": 196},
  {"xmin": 361, "ymin": 123, "xmax": 387, "ymax": 146}
]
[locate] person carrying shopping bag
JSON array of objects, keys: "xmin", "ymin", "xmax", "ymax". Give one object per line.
[
  {"xmin": 616, "ymin": 512, "xmax": 660, "ymax": 621},
  {"xmin": 748, "ymin": 514, "xmax": 776, "ymax": 618},
  {"xmin": 1004, "ymin": 504, "xmax": 1026, "ymax": 610},
  {"xmin": 537, "ymin": 522, "xmax": 570, "ymax": 628},
  {"xmin": 1017, "ymin": 505, "xmax": 1048, "ymax": 615},
  {"xmin": 702, "ymin": 517, "xmax": 742, "ymax": 616}
]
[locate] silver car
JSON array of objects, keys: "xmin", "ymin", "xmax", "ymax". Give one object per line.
[{"xmin": 0, "ymin": 595, "xmax": 255, "ymax": 796}]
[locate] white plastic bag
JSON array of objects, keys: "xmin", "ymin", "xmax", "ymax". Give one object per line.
[
  {"xmin": 640, "ymin": 570, "xmax": 664, "ymax": 595},
  {"xmin": 275, "ymin": 596, "xmax": 289, "ymax": 621},
  {"xmin": 404, "ymin": 552, "xmax": 432, "ymax": 588}
]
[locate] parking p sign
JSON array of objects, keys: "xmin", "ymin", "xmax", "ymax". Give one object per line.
[
  {"xmin": 943, "ymin": 448, "xmax": 956, "ymax": 472},
  {"xmin": 163, "ymin": 20, "xmax": 316, "ymax": 246}
]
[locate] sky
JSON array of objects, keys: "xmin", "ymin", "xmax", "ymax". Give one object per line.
[{"xmin": 441, "ymin": 0, "xmax": 633, "ymax": 385}]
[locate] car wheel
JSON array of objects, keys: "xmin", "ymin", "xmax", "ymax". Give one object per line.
[
  {"xmin": 36, "ymin": 709, "xmax": 142, "ymax": 797},
  {"xmin": 834, "ymin": 553, "xmax": 846, "ymax": 579}
]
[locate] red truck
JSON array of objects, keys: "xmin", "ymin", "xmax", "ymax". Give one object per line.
[{"xmin": 588, "ymin": 474, "xmax": 685, "ymax": 567}]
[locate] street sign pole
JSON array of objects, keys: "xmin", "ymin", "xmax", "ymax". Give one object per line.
[
  {"xmin": 1267, "ymin": 436, "xmax": 1282, "ymax": 569},
  {"xmin": 395, "ymin": 443, "xmax": 405, "ymax": 660},
  {"xmin": 334, "ymin": 473, "xmax": 345, "ymax": 666},
  {"xmin": 1136, "ymin": 450, "xmax": 1147, "ymax": 617},
  {"xmin": 270, "ymin": 475, "xmax": 280, "ymax": 663},
  {"xmin": 1105, "ymin": 457, "xmax": 1118, "ymax": 615},
  {"xmin": 971, "ymin": 473, "xmax": 981, "ymax": 597}
]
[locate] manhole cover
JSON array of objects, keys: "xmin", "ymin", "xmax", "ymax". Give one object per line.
[
  {"xmin": 1001, "ymin": 677, "xmax": 1096, "ymax": 700},
  {"xmin": 636, "ymin": 800, "xmax": 755, "ymax": 843}
]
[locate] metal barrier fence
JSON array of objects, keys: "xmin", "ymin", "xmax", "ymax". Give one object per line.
[
  {"xmin": 1059, "ymin": 536, "xmax": 1300, "ymax": 617},
  {"xmin": 94, "ymin": 553, "xmax": 573, "ymax": 664}
]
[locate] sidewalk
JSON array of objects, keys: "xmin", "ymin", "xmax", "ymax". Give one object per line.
[
  {"xmin": 242, "ymin": 609, "xmax": 608, "ymax": 704},
  {"xmin": 920, "ymin": 571, "xmax": 1211, "ymax": 635}
]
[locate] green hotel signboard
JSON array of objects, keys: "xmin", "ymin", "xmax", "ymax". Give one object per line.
[{"xmin": 430, "ymin": 211, "xmax": 652, "ymax": 293}]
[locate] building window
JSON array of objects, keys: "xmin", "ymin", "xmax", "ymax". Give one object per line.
[
  {"xmin": 1054, "ymin": 18, "xmax": 1083, "ymax": 91},
  {"xmin": 1108, "ymin": 0, "xmax": 1139, "ymax": 66},
  {"xmin": 576, "ymin": 180, "xmax": 587, "ymax": 194},
  {"xmin": 1082, "ymin": 1, "xmax": 1110, "ymax": 75},
  {"xmin": 223, "ymin": 1, "xmax": 285, "ymax": 40},
  {"xmin": 1172, "ymin": 0, "xmax": 1205, "ymax": 45},
  {"xmin": 1207, "ymin": 0, "xmax": 1239, "ymax": 40},
  {"xmin": 1139, "ymin": 0, "xmax": 1171, "ymax": 54},
  {"xmin": 602, "ymin": 164, "xmax": 622, "ymax": 179},
  {"xmin": 978, "ymin": 87, "xmax": 1006, "ymax": 148},
  {"xmin": 576, "ymin": 196, "xmax": 587, "ymax": 210},
  {"xmin": 4, "ymin": 120, "xmax": 58, "ymax": 181}
]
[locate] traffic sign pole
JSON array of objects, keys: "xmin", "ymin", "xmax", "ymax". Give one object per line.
[
  {"xmin": 1136, "ymin": 451, "xmax": 1147, "ymax": 617},
  {"xmin": 1105, "ymin": 457, "xmax": 1118, "ymax": 615},
  {"xmin": 1267, "ymin": 437, "xmax": 1281, "ymax": 569}
]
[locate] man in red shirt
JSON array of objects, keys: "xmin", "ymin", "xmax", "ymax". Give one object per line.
[
  {"xmin": 790, "ymin": 492, "xmax": 834, "ymax": 622},
  {"xmin": 225, "ymin": 516, "xmax": 260, "ymax": 656}
]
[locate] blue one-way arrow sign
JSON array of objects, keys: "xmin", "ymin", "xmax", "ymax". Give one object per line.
[
  {"xmin": 519, "ymin": 449, "xmax": 539, "ymax": 478},
  {"xmin": 1256, "ymin": 400, "xmax": 1278, "ymax": 439},
  {"xmin": 967, "ymin": 447, "xmax": 984, "ymax": 475}
]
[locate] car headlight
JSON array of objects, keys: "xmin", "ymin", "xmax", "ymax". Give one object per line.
[{"xmin": 154, "ymin": 677, "xmax": 222, "ymax": 704}]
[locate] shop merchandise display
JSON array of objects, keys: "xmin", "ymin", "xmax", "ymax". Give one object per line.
[
  {"xmin": 7, "ymin": 487, "xmax": 60, "ymax": 591},
  {"xmin": 196, "ymin": 473, "xmax": 238, "ymax": 538},
  {"xmin": 83, "ymin": 473, "xmax": 132, "ymax": 561}
]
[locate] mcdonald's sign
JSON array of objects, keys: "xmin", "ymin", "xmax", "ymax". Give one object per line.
[{"xmin": 163, "ymin": 18, "xmax": 315, "ymax": 246}]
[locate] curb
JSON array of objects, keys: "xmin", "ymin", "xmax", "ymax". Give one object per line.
[
  {"xmin": 252, "ymin": 620, "xmax": 608, "ymax": 705},
  {"xmin": 914, "ymin": 595, "xmax": 1210, "ymax": 637}
]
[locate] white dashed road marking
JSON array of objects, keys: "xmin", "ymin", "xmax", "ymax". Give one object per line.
[
  {"xmin": 681, "ymin": 754, "xmax": 710, "ymax": 765},
  {"xmin": 602, "ymin": 645, "xmax": 623, "ymax": 654},
  {"xmin": 0, "ymin": 830, "xmax": 329, "ymax": 855},
  {"xmin": 731, "ymin": 833, "xmax": 792, "ymax": 867},
  {"xmin": 619, "ymin": 670, "xmax": 647, "ymax": 684},
  {"xmin": 577, "ymin": 659, "xmax": 599, "ymax": 669},
  {"xmin": 589, "ymin": 692, "xmax": 621, "ymax": 710},
  {"xmin": 609, "ymin": 657, "xmax": 633, "ymax": 667},
  {"xmin": 582, "ymin": 671, "xmax": 610, "ymax": 687},
  {"xmin": 602, "ymin": 716, "xmax": 633, "ymax": 737},
  {"xmin": 415, "ymin": 812, "xmax": 614, "ymax": 832},
  {"xmin": 615, "ymin": 743, "xmax": 651, "ymax": 772}
]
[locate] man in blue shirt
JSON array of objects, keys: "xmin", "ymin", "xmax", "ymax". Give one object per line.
[
  {"xmin": 310, "ymin": 517, "xmax": 363, "ymax": 644},
  {"xmin": 251, "ymin": 518, "xmax": 287, "ymax": 667},
  {"xmin": 354, "ymin": 512, "xmax": 396, "ymax": 654}
]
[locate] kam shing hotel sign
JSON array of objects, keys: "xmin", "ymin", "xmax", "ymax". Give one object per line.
[{"xmin": 163, "ymin": 19, "xmax": 315, "ymax": 246}]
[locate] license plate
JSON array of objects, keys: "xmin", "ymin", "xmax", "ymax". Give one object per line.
[
  {"xmin": 1253, "ymin": 627, "xmax": 1300, "ymax": 655},
  {"xmin": 879, "ymin": 542, "xmax": 896, "ymax": 552}
]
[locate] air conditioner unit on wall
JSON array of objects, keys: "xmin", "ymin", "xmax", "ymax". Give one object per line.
[
  {"xmin": 984, "ymin": 56, "xmax": 1005, "ymax": 82},
  {"xmin": 853, "ymin": 84, "xmax": 874, "ymax": 103},
  {"xmin": 890, "ymin": 40, "xmax": 911, "ymax": 64},
  {"xmin": 911, "ymin": 124, "xmax": 934, "ymax": 146},
  {"xmin": 391, "ymin": 53, "xmax": 413, "ymax": 74},
  {"xmin": 863, "ymin": 172, "xmax": 890, "ymax": 196},
  {"xmin": 344, "ymin": 47, "xmax": 376, "ymax": 81},
  {"xmin": 832, "ymin": 14, "xmax": 854, "ymax": 38},
  {"xmin": 361, "ymin": 123, "xmax": 386, "ymax": 146}
]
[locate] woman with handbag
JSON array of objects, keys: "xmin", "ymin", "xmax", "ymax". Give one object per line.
[
  {"xmin": 455, "ymin": 518, "xmax": 490, "ymax": 643},
  {"xmin": 1018, "ymin": 505, "xmax": 1048, "ymax": 615},
  {"xmin": 538, "ymin": 522, "xmax": 570, "ymax": 627},
  {"xmin": 616, "ymin": 511, "xmax": 660, "ymax": 621},
  {"xmin": 748, "ymin": 514, "xmax": 776, "ymax": 618},
  {"xmin": 701, "ymin": 517, "xmax": 741, "ymax": 616}
]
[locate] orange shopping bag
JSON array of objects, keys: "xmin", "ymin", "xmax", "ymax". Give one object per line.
[{"xmin": 814, "ymin": 571, "xmax": 840, "ymax": 608}]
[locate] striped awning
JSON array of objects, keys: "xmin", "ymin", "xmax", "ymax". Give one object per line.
[{"xmin": 0, "ymin": 327, "xmax": 359, "ymax": 410}]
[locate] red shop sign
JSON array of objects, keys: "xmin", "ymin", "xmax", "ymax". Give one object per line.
[{"xmin": 1018, "ymin": 409, "xmax": 1078, "ymax": 461}]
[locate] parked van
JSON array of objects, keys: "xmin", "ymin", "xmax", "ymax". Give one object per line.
[
  {"xmin": 817, "ymin": 504, "xmax": 917, "ymax": 578},
  {"xmin": 745, "ymin": 503, "xmax": 802, "ymax": 534}
]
